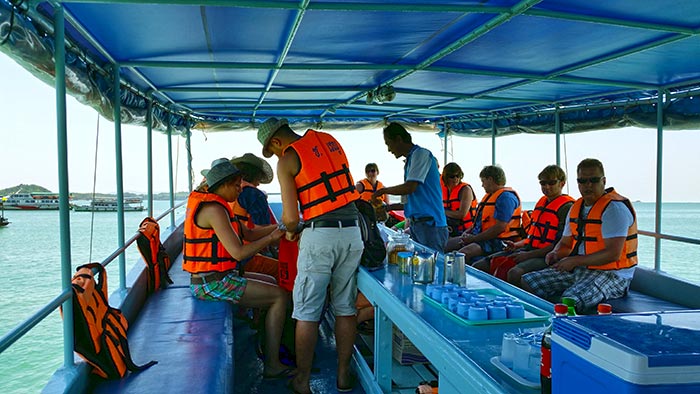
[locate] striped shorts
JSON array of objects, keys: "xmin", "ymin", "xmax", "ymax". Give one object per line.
[
  {"xmin": 522, "ymin": 266, "xmax": 631, "ymax": 312},
  {"xmin": 191, "ymin": 272, "xmax": 248, "ymax": 304}
]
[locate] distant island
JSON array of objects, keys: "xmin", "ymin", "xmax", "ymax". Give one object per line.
[{"xmin": 0, "ymin": 184, "xmax": 189, "ymax": 201}]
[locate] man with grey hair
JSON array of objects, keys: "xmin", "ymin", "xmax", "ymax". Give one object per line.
[
  {"xmin": 445, "ymin": 165, "xmax": 523, "ymax": 265},
  {"xmin": 258, "ymin": 118, "xmax": 363, "ymax": 394}
]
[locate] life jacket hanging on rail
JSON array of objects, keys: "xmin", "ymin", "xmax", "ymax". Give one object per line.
[
  {"xmin": 62, "ymin": 263, "xmax": 157, "ymax": 379},
  {"xmin": 136, "ymin": 216, "xmax": 173, "ymax": 293}
]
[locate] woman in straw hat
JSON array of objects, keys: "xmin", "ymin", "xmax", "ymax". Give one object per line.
[{"xmin": 183, "ymin": 158, "xmax": 294, "ymax": 379}]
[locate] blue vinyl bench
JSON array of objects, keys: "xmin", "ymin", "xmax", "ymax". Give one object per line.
[
  {"xmin": 606, "ymin": 267, "xmax": 698, "ymax": 313},
  {"xmin": 92, "ymin": 255, "xmax": 235, "ymax": 393}
]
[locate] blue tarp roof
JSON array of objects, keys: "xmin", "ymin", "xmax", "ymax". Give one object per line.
[{"xmin": 1, "ymin": 0, "xmax": 699, "ymax": 135}]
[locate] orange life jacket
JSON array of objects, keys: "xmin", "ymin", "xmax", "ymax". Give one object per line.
[
  {"xmin": 136, "ymin": 217, "xmax": 173, "ymax": 292},
  {"xmin": 64, "ymin": 263, "xmax": 156, "ymax": 379},
  {"xmin": 568, "ymin": 188, "xmax": 638, "ymax": 270},
  {"xmin": 358, "ymin": 178, "xmax": 387, "ymax": 203},
  {"xmin": 183, "ymin": 191, "xmax": 242, "ymax": 273},
  {"xmin": 442, "ymin": 181, "xmax": 477, "ymax": 232},
  {"xmin": 525, "ymin": 194, "xmax": 575, "ymax": 249},
  {"xmin": 474, "ymin": 187, "xmax": 523, "ymax": 240},
  {"xmin": 285, "ymin": 129, "xmax": 359, "ymax": 220}
]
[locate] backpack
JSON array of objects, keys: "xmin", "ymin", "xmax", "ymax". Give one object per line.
[
  {"xmin": 136, "ymin": 217, "xmax": 173, "ymax": 293},
  {"xmin": 64, "ymin": 263, "xmax": 157, "ymax": 379},
  {"xmin": 355, "ymin": 199, "xmax": 387, "ymax": 270}
]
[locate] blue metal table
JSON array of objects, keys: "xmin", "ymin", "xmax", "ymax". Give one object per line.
[{"xmin": 357, "ymin": 253, "xmax": 553, "ymax": 394}]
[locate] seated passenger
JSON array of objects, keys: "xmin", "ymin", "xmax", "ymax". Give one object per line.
[
  {"xmin": 441, "ymin": 162, "xmax": 477, "ymax": 237},
  {"xmin": 521, "ymin": 158, "xmax": 638, "ymax": 314},
  {"xmin": 484, "ymin": 165, "xmax": 574, "ymax": 286},
  {"xmin": 445, "ymin": 165, "xmax": 523, "ymax": 265},
  {"xmin": 183, "ymin": 158, "xmax": 292, "ymax": 379},
  {"xmin": 355, "ymin": 162, "xmax": 389, "ymax": 204}
]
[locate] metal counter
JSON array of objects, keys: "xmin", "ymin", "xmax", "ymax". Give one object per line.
[{"xmin": 357, "ymin": 253, "xmax": 553, "ymax": 394}]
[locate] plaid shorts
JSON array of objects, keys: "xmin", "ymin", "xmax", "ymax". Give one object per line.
[
  {"xmin": 191, "ymin": 272, "xmax": 248, "ymax": 304},
  {"xmin": 522, "ymin": 266, "xmax": 631, "ymax": 311}
]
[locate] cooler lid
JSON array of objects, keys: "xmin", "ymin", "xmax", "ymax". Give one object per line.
[{"xmin": 554, "ymin": 310, "xmax": 700, "ymax": 367}]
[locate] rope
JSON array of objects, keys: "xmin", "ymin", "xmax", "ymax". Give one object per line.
[{"xmin": 88, "ymin": 114, "xmax": 100, "ymax": 261}]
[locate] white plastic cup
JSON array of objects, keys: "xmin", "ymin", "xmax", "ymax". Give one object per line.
[
  {"xmin": 500, "ymin": 332, "xmax": 516, "ymax": 368},
  {"xmin": 512, "ymin": 338, "xmax": 530, "ymax": 377},
  {"xmin": 526, "ymin": 340, "xmax": 542, "ymax": 382}
]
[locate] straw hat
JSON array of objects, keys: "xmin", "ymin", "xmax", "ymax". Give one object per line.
[
  {"xmin": 204, "ymin": 158, "xmax": 241, "ymax": 190},
  {"xmin": 257, "ymin": 117, "xmax": 288, "ymax": 158},
  {"xmin": 230, "ymin": 153, "xmax": 274, "ymax": 184}
]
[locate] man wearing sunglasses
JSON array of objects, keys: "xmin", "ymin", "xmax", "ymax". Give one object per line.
[{"xmin": 522, "ymin": 158, "xmax": 638, "ymax": 314}]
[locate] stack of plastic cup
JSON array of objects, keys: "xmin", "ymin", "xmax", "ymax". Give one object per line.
[
  {"xmin": 512, "ymin": 337, "xmax": 531, "ymax": 378},
  {"xmin": 500, "ymin": 332, "xmax": 516, "ymax": 368}
]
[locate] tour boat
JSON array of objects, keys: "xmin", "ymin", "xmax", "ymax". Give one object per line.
[
  {"xmin": 72, "ymin": 198, "xmax": 145, "ymax": 212},
  {"xmin": 1, "ymin": 2, "xmax": 699, "ymax": 394},
  {"xmin": 1, "ymin": 192, "xmax": 61, "ymax": 210}
]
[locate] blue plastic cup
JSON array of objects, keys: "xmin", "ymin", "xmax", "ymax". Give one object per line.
[
  {"xmin": 441, "ymin": 290, "xmax": 457, "ymax": 305},
  {"xmin": 448, "ymin": 294, "xmax": 461, "ymax": 313},
  {"xmin": 467, "ymin": 305, "xmax": 488, "ymax": 321},
  {"xmin": 457, "ymin": 300, "xmax": 470, "ymax": 318},
  {"xmin": 459, "ymin": 290, "xmax": 477, "ymax": 301},
  {"xmin": 426, "ymin": 284, "xmax": 438, "ymax": 298},
  {"xmin": 488, "ymin": 305, "xmax": 507, "ymax": 320},
  {"xmin": 506, "ymin": 303, "xmax": 525, "ymax": 319},
  {"xmin": 431, "ymin": 287, "xmax": 444, "ymax": 301}
]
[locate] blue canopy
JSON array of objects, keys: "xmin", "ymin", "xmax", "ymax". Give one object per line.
[{"xmin": 1, "ymin": 0, "xmax": 699, "ymax": 136}]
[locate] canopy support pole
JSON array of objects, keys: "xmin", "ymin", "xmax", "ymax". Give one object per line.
[
  {"xmin": 146, "ymin": 97, "xmax": 154, "ymax": 218},
  {"xmin": 555, "ymin": 105, "xmax": 561, "ymax": 166},
  {"xmin": 491, "ymin": 119, "xmax": 496, "ymax": 164},
  {"xmin": 112, "ymin": 64, "xmax": 126, "ymax": 292},
  {"xmin": 654, "ymin": 91, "xmax": 665, "ymax": 271},
  {"xmin": 167, "ymin": 118, "xmax": 176, "ymax": 229},
  {"xmin": 443, "ymin": 121, "xmax": 449, "ymax": 165},
  {"xmin": 186, "ymin": 118, "xmax": 193, "ymax": 192},
  {"xmin": 54, "ymin": 4, "xmax": 74, "ymax": 369}
]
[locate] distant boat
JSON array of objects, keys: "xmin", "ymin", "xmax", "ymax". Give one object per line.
[
  {"xmin": 72, "ymin": 197, "xmax": 144, "ymax": 212},
  {"xmin": 1, "ymin": 192, "xmax": 63, "ymax": 210}
]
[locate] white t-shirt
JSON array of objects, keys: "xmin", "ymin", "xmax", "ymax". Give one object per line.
[{"xmin": 563, "ymin": 200, "xmax": 635, "ymax": 279}]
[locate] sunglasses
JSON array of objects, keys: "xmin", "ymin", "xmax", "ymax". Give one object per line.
[
  {"xmin": 577, "ymin": 176, "xmax": 603, "ymax": 184},
  {"xmin": 539, "ymin": 180, "xmax": 559, "ymax": 186},
  {"xmin": 448, "ymin": 174, "xmax": 461, "ymax": 179},
  {"xmin": 367, "ymin": 169, "xmax": 377, "ymax": 173}
]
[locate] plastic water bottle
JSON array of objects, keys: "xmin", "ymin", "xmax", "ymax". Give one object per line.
[
  {"xmin": 541, "ymin": 303, "xmax": 568, "ymax": 394},
  {"xmin": 560, "ymin": 297, "xmax": 577, "ymax": 316}
]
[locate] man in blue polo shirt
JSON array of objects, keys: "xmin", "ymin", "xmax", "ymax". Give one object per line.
[{"xmin": 373, "ymin": 122, "xmax": 448, "ymax": 252}]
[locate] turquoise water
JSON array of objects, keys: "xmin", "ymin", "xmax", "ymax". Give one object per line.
[
  {"xmin": 0, "ymin": 201, "xmax": 185, "ymax": 394},
  {"xmin": 0, "ymin": 201, "xmax": 698, "ymax": 393}
]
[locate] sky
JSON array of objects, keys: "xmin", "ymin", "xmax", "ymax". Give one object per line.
[{"xmin": 2, "ymin": 53, "xmax": 699, "ymax": 203}]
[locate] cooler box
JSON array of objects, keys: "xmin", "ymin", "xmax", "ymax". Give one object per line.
[{"xmin": 551, "ymin": 310, "xmax": 700, "ymax": 394}]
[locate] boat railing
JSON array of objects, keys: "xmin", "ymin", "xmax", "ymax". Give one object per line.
[
  {"xmin": 0, "ymin": 201, "xmax": 186, "ymax": 360},
  {"xmin": 638, "ymin": 229, "xmax": 700, "ymax": 246}
]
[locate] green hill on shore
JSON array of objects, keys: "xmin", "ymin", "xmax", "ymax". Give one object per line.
[{"xmin": 1, "ymin": 184, "xmax": 189, "ymax": 201}]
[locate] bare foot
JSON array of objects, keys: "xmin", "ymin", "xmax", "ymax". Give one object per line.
[
  {"xmin": 262, "ymin": 365, "xmax": 296, "ymax": 380},
  {"xmin": 286, "ymin": 377, "xmax": 312, "ymax": 394}
]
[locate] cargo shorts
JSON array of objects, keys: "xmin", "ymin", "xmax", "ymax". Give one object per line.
[{"xmin": 292, "ymin": 226, "xmax": 364, "ymax": 322}]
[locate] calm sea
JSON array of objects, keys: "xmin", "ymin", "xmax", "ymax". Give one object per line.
[{"xmin": 0, "ymin": 201, "xmax": 698, "ymax": 393}]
